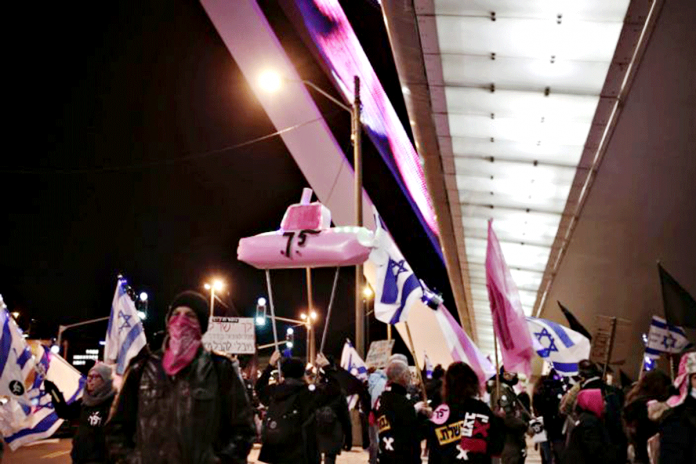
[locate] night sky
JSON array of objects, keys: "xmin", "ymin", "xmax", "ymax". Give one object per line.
[{"xmin": 1, "ymin": 0, "xmax": 454, "ymax": 359}]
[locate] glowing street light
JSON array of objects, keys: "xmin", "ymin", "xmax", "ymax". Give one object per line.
[
  {"xmin": 300, "ymin": 313, "xmax": 307, "ymax": 321},
  {"xmin": 258, "ymin": 70, "xmax": 283, "ymax": 93},
  {"xmin": 204, "ymin": 278, "xmax": 226, "ymax": 318},
  {"xmin": 50, "ymin": 345, "xmax": 60, "ymax": 354},
  {"xmin": 11, "ymin": 311, "xmax": 20, "ymax": 319},
  {"xmin": 363, "ymin": 286, "xmax": 373, "ymax": 299},
  {"xmin": 138, "ymin": 311, "xmax": 147, "ymax": 321},
  {"xmin": 310, "ymin": 311, "xmax": 318, "ymax": 320},
  {"xmin": 139, "ymin": 292, "xmax": 148, "ymax": 302}
]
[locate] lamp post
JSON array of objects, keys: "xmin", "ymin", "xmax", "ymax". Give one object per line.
[
  {"xmin": 204, "ymin": 279, "xmax": 225, "ymax": 318},
  {"xmin": 259, "ymin": 72, "xmax": 364, "ymax": 356}
]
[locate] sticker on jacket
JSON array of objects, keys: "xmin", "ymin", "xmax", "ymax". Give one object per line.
[
  {"xmin": 434, "ymin": 412, "xmax": 490, "ymax": 451},
  {"xmin": 377, "ymin": 414, "xmax": 391, "ymax": 433},
  {"xmin": 430, "ymin": 404, "xmax": 450, "ymax": 425}
]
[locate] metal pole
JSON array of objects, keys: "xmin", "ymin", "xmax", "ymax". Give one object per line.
[
  {"xmin": 669, "ymin": 355, "xmax": 675, "ymax": 381},
  {"xmin": 353, "ymin": 75, "xmax": 364, "ymax": 357},
  {"xmin": 387, "ymin": 324, "xmax": 392, "ymax": 341},
  {"xmin": 602, "ymin": 317, "xmax": 617, "ymax": 382},
  {"xmin": 306, "ymin": 268, "xmax": 315, "ymax": 365},
  {"xmin": 265, "ymin": 269, "xmax": 282, "ymax": 381},
  {"xmin": 404, "ymin": 322, "xmax": 428, "ymax": 402},
  {"xmin": 320, "ymin": 267, "xmax": 340, "ymax": 354},
  {"xmin": 494, "ymin": 332, "xmax": 501, "ymax": 405},
  {"xmin": 210, "ymin": 288, "xmax": 215, "ymax": 318}
]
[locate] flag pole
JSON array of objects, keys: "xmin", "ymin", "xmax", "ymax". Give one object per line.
[
  {"xmin": 602, "ymin": 317, "xmax": 617, "ymax": 382},
  {"xmin": 493, "ymin": 331, "xmax": 501, "ymax": 404},
  {"xmin": 669, "ymin": 354, "xmax": 675, "ymax": 381},
  {"xmin": 404, "ymin": 321, "xmax": 428, "ymax": 402},
  {"xmin": 319, "ymin": 267, "xmax": 341, "ymax": 354},
  {"xmin": 265, "ymin": 269, "xmax": 282, "ymax": 381}
]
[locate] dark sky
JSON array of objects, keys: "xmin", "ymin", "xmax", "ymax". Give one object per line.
[{"xmin": 1, "ymin": 0, "xmax": 453, "ymax": 358}]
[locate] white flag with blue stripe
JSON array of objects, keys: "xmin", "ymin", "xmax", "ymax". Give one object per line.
[
  {"xmin": 645, "ymin": 316, "xmax": 693, "ymax": 359},
  {"xmin": 3, "ymin": 345, "xmax": 84, "ymax": 450},
  {"xmin": 340, "ymin": 340, "xmax": 367, "ymax": 410},
  {"xmin": 369, "ymin": 209, "xmax": 423, "ymax": 325},
  {"xmin": 104, "ymin": 277, "xmax": 147, "ymax": 375},
  {"xmin": 0, "ymin": 299, "xmax": 35, "ymax": 405},
  {"xmin": 526, "ymin": 317, "xmax": 591, "ymax": 376}
]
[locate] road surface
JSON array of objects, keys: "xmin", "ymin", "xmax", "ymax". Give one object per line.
[{"xmin": 5, "ymin": 439, "xmax": 541, "ymax": 463}]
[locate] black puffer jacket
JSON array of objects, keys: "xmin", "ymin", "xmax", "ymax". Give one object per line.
[
  {"xmin": 255, "ymin": 365, "xmax": 340, "ymax": 464},
  {"xmin": 46, "ymin": 380, "xmax": 114, "ymax": 464},
  {"xmin": 376, "ymin": 383, "xmax": 427, "ymax": 464},
  {"xmin": 425, "ymin": 398, "xmax": 505, "ymax": 464},
  {"xmin": 106, "ymin": 349, "xmax": 255, "ymax": 464},
  {"xmin": 659, "ymin": 395, "xmax": 696, "ymax": 464}
]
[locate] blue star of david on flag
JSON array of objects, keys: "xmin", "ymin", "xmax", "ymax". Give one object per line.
[
  {"xmin": 661, "ymin": 332, "xmax": 677, "ymax": 349},
  {"xmin": 534, "ymin": 328, "xmax": 559, "ymax": 358},
  {"xmin": 118, "ymin": 310, "xmax": 132, "ymax": 332}
]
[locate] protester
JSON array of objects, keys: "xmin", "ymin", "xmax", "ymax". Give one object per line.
[
  {"xmin": 367, "ymin": 367, "xmax": 386, "ymax": 464},
  {"xmin": 650, "ymin": 352, "xmax": 696, "ymax": 464},
  {"xmin": 106, "ymin": 291, "xmax": 255, "ymax": 464},
  {"xmin": 491, "ymin": 370, "xmax": 530, "ymax": 464},
  {"xmin": 255, "ymin": 351, "xmax": 339, "ymax": 464},
  {"xmin": 376, "ymin": 360, "xmax": 431, "ymax": 464},
  {"xmin": 425, "ymin": 362, "xmax": 505, "ymax": 464},
  {"xmin": 532, "ymin": 373, "xmax": 566, "ymax": 464},
  {"xmin": 622, "ymin": 369, "xmax": 673, "ymax": 464},
  {"xmin": 425, "ymin": 364, "xmax": 445, "ymax": 408},
  {"xmin": 44, "ymin": 363, "xmax": 116, "ymax": 464},
  {"xmin": 563, "ymin": 389, "xmax": 620, "ymax": 464},
  {"xmin": 315, "ymin": 385, "xmax": 352, "ymax": 464}
]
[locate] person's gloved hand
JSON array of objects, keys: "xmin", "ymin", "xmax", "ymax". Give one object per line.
[
  {"xmin": 43, "ymin": 380, "xmax": 62, "ymax": 403},
  {"xmin": 415, "ymin": 401, "xmax": 433, "ymax": 418}
]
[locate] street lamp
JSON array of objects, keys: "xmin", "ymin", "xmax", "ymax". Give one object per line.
[
  {"xmin": 259, "ymin": 70, "xmax": 365, "ymax": 356},
  {"xmin": 204, "ymin": 278, "xmax": 225, "ymax": 318},
  {"xmin": 11, "ymin": 311, "xmax": 20, "ymax": 319}
]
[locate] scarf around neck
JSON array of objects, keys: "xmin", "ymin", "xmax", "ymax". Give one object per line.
[{"xmin": 163, "ymin": 314, "xmax": 202, "ymax": 376}]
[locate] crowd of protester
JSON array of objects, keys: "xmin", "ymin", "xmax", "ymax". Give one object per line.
[{"xmin": 10, "ymin": 290, "xmax": 694, "ymax": 464}]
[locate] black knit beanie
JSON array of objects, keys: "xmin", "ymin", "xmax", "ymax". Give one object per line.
[
  {"xmin": 167, "ymin": 291, "xmax": 210, "ymax": 333},
  {"xmin": 281, "ymin": 357, "xmax": 306, "ymax": 379}
]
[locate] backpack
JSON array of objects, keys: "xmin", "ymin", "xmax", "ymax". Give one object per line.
[
  {"xmin": 261, "ymin": 392, "xmax": 303, "ymax": 446},
  {"xmin": 315, "ymin": 405, "xmax": 338, "ymax": 428}
]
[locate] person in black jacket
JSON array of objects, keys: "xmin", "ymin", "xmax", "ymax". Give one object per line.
[
  {"xmin": 256, "ymin": 351, "xmax": 339, "ymax": 464},
  {"xmin": 106, "ymin": 291, "xmax": 255, "ymax": 464},
  {"xmin": 622, "ymin": 369, "xmax": 672, "ymax": 464},
  {"xmin": 563, "ymin": 389, "xmax": 619, "ymax": 464},
  {"xmin": 316, "ymin": 388, "xmax": 352, "ymax": 464},
  {"xmin": 532, "ymin": 373, "xmax": 566, "ymax": 464},
  {"xmin": 45, "ymin": 362, "xmax": 116, "ymax": 464},
  {"xmin": 376, "ymin": 360, "xmax": 431, "ymax": 464},
  {"xmin": 657, "ymin": 352, "xmax": 696, "ymax": 464},
  {"xmin": 426, "ymin": 362, "xmax": 505, "ymax": 464}
]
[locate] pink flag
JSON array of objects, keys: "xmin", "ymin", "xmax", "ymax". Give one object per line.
[
  {"xmin": 434, "ymin": 305, "xmax": 496, "ymax": 389},
  {"xmin": 485, "ymin": 221, "xmax": 535, "ymax": 376}
]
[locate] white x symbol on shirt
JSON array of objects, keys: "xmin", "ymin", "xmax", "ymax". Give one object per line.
[
  {"xmin": 456, "ymin": 444, "xmax": 469, "ymax": 460},
  {"xmin": 383, "ymin": 436, "xmax": 394, "ymax": 451}
]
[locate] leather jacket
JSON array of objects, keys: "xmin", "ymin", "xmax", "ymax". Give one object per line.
[{"xmin": 106, "ymin": 348, "xmax": 255, "ymax": 464}]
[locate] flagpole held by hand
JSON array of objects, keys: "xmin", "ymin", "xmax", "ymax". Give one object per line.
[
  {"xmin": 265, "ymin": 269, "xmax": 282, "ymax": 381},
  {"xmin": 404, "ymin": 321, "xmax": 428, "ymax": 403},
  {"xmin": 494, "ymin": 332, "xmax": 501, "ymax": 404}
]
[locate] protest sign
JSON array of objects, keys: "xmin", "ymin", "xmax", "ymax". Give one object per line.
[
  {"xmin": 203, "ymin": 317, "xmax": 255, "ymax": 354},
  {"xmin": 365, "ymin": 339, "xmax": 395, "ymax": 369}
]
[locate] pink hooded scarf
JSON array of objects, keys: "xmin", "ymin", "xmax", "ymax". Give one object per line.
[
  {"xmin": 577, "ymin": 389, "xmax": 605, "ymax": 418},
  {"xmin": 667, "ymin": 352, "xmax": 696, "ymax": 407}
]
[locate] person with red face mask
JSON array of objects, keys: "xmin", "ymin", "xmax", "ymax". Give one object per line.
[{"xmin": 106, "ymin": 291, "xmax": 255, "ymax": 464}]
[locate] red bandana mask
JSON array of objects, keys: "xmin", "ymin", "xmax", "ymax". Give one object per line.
[{"xmin": 163, "ymin": 313, "xmax": 202, "ymax": 376}]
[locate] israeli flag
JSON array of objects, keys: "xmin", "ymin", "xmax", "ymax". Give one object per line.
[
  {"xmin": 645, "ymin": 316, "xmax": 693, "ymax": 359},
  {"xmin": 424, "ymin": 352, "xmax": 433, "ymax": 379},
  {"xmin": 104, "ymin": 277, "xmax": 147, "ymax": 375},
  {"xmin": 340, "ymin": 340, "xmax": 367, "ymax": 410},
  {"xmin": 0, "ymin": 300, "xmax": 35, "ymax": 404},
  {"xmin": 369, "ymin": 209, "xmax": 423, "ymax": 325},
  {"xmin": 526, "ymin": 317, "xmax": 591, "ymax": 376},
  {"xmin": 3, "ymin": 345, "xmax": 84, "ymax": 450}
]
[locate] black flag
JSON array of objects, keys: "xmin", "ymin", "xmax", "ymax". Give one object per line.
[
  {"xmin": 659, "ymin": 263, "xmax": 696, "ymax": 329},
  {"xmin": 557, "ymin": 301, "xmax": 593, "ymax": 341}
]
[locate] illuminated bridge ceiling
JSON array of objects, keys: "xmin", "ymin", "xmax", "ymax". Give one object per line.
[{"xmin": 383, "ymin": 0, "xmax": 659, "ymax": 354}]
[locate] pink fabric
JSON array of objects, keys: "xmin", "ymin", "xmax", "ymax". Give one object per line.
[
  {"xmin": 667, "ymin": 352, "xmax": 696, "ymax": 407},
  {"xmin": 437, "ymin": 305, "xmax": 496, "ymax": 389},
  {"xmin": 163, "ymin": 314, "xmax": 202, "ymax": 376},
  {"xmin": 485, "ymin": 221, "xmax": 535, "ymax": 376},
  {"xmin": 577, "ymin": 389, "xmax": 605, "ymax": 418}
]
